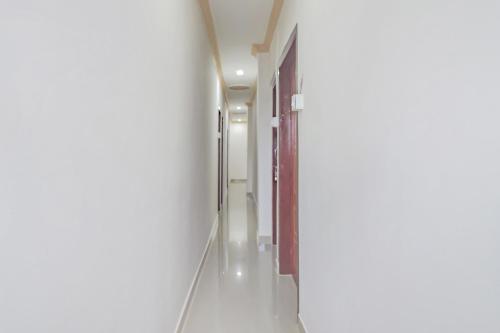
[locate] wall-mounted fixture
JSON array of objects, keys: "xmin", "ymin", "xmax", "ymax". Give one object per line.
[
  {"xmin": 270, "ymin": 117, "xmax": 279, "ymax": 128},
  {"xmin": 291, "ymin": 94, "xmax": 304, "ymax": 112}
]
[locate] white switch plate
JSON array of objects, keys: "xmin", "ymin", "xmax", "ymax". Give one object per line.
[
  {"xmin": 291, "ymin": 94, "xmax": 304, "ymax": 112},
  {"xmin": 270, "ymin": 117, "xmax": 279, "ymax": 128}
]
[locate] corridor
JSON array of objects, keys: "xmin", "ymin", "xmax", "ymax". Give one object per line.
[
  {"xmin": 182, "ymin": 183, "xmax": 300, "ymax": 333},
  {"xmin": 2, "ymin": 0, "xmax": 500, "ymax": 332}
]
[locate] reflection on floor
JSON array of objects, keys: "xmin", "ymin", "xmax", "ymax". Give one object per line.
[{"xmin": 182, "ymin": 183, "xmax": 301, "ymax": 333}]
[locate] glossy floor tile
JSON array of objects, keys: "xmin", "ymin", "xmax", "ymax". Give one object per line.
[{"xmin": 182, "ymin": 183, "xmax": 300, "ymax": 333}]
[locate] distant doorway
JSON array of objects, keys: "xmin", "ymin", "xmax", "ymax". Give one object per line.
[
  {"xmin": 278, "ymin": 39, "xmax": 299, "ymax": 286},
  {"xmin": 228, "ymin": 118, "xmax": 248, "ymax": 182}
]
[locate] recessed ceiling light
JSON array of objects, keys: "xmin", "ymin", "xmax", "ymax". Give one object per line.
[
  {"xmin": 237, "ymin": 106, "xmax": 241, "ymax": 110},
  {"xmin": 236, "ymin": 69, "xmax": 244, "ymax": 76}
]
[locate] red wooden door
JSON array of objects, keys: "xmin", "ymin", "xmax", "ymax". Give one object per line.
[
  {"xmin": 272, "ymin": 86, "xmax": 278, "ymax": 245},
  {"xmin": 221, "ymin": 115, "xmax": 224, "ymax": 207},
  {"xmin": 278, "ymin": 40, "xmax": 298, "ymax": 285}
]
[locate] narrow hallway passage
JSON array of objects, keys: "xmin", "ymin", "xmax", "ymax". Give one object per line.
[
  {"xmin": 3, "ymin": 0, "xmax": 500, "ymax": 332},
  {"xmin": 182, "ymin": 183, "xmax": 300, "ymax": 333}
]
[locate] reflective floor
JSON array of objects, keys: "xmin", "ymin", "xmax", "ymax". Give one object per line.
[{"xmin": 182, "ymin": 183, "xmax": 301, "ymax": 333}]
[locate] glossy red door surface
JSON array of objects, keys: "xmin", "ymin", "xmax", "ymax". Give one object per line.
[
  {"xmin": 278, "ymin": 40, "xmax": 298, "ymax": 285},
  {"xmin": 272, "ymin": 86, "xmax": 278, "ymax": 245},
  {"xmin": 220, "ymin": 115, "xmax": 224, "ymax": 207}
]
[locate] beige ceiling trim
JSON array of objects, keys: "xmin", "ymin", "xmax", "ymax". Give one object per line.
[
  {"xmin": 198, "ymin": 0, "xmax": 230, "ymax": 106},
  {"xmin": 251, "ymin": 0, "xmax": 284, "ymax": 56}
]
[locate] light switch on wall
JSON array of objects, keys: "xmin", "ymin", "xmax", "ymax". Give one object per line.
[
  {"xmin": 291, "ymin": 94, "xmax": 304, "ymax": 112},
  {"xmin": 270, "ymin": 117, "xmax": 279, "ymax": 128}
]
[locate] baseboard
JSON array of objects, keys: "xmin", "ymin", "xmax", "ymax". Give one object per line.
[
  {"xmin": 298, "ymin": 313, "xmax": 309, "ymax": 333},
  {"xmin": 259, "ymin": 235, "xmax": 272, "ymax": 244},
  {"xmin": 175, "ymin": 215, "xmax": 219, "ymax": 333}
]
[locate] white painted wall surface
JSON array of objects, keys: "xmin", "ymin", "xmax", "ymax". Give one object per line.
[
  {"xmin": 257, "ymin": 0, "xmax": 500, "ymax": 332},
  {"xmin": 255, "ymin": 54, "xmax": 275, "ymax": 237},
  {"xmin": 0, "ymin": 0, "xmax": 221, "ymax": 332},
  {"xmin": 229, "ymin": 122, "xmax": 248, "ymax": 180},
  {"xmin": 247, "ymin": 102, "xmax": 259, "ymax": 201},
  {"xmin": 250, "ymin": 102, "xmax": 259, "ymax": 203},
  {"xmin": 247, "ymin": 107, "xmax": 255, "ymax": 193}
]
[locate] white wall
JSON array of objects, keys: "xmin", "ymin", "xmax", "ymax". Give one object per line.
[
  {"xmin": 229, "ymin": 122, "xmax": 248, "ymax": 180},
  {"xmin": 257, "ymin": 0, "xmax": 500, "ymax": 332},
  {"xmin": 0, "ymin": 0, "xmax": 222, "ymax": 332},
  {"xmin": 254, "ymin": 52, "xmax": 275, "ymax": 238},
  {"xmin": 250, "ymin": 102, "xmax": 258, "ymax": 203},
  {"xmin": 247, "ymin": 107, "xmax": 255, "ymax": 193},
  {"xmin": 247, "ymin": 102, "xmax": 259, "ymax": 201}
]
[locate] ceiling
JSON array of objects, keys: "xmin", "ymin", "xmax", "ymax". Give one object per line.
[{"xmin": 210, "ymin": 0, "xmax": 274, "ymax": 113}]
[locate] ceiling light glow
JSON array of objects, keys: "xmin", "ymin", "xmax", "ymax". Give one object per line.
[{"xmin": 236, "ymin": 69, "xmax": 244, "ymax": 76}]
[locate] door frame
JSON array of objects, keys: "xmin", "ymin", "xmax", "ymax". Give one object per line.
[
  {"xmin": 277, "ymin": 29, "xmax": 299, "ymax": 287},
  {"xmin": 272, "ymin": 85, "xmax": 278, "ymax": 246},
  {"xmin": 217, "ymin": 109, "xmax": 224, "ymax": 211}
]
